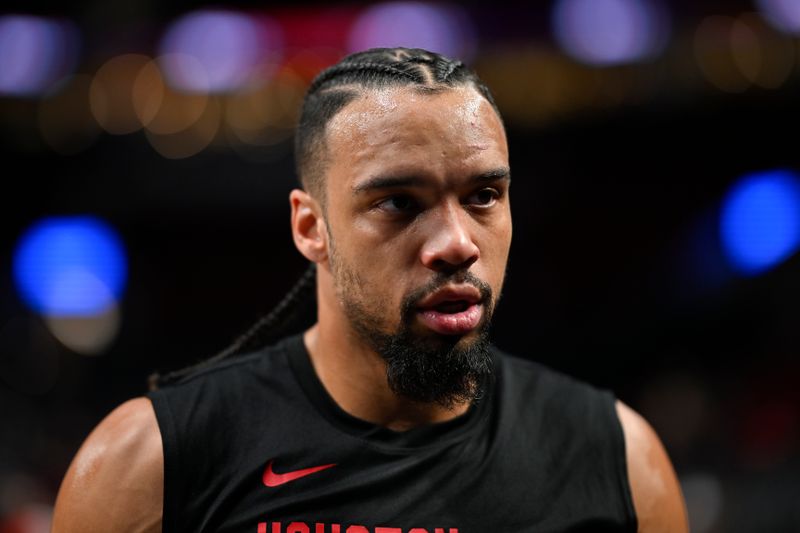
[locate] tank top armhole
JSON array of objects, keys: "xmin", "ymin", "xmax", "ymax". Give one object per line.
[
  {"xmin": 606, "ymin": 392, "xmax": 639, "ymax": 532},
  {"xmin": 147, "ymin": 389, "xmax": 182, "ymax": 533}
]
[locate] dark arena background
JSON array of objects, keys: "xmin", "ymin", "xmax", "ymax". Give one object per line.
[{"xmin": 1, "ymin": 1, "xmax": 799, "ymax": 531}]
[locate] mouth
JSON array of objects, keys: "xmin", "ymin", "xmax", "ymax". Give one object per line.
[{"xmin": 415, "ymin": 286, "xmax": 484, "ymax": 335}]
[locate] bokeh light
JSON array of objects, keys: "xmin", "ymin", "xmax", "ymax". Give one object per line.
[
  {"xmin": 347, "ymin": 2, "xmax": 476, "ymax": 60},
  {"xmin": 696, "ymin": 13, "xmax": 796, "ymax": 93},
  {"xmin": 756, "ymin": 0, "xmax": 800, "ymax": 35},
  {"xmin": 695, "ymin": 16, "xmax": 753, "ymax": 93},
  {"xmin": 551, "ymin": 0, "xmax": 670, "ymax": 66},
  {"xmin": 144, "ymin": 95, "xmax": 221, "ymax": 159},
  {"xmin": 720, "ymin": 169, "xmax": 800, "ymax": 275},
  {"xmin": 475, "ymin": 48, "xmax": 601, "ymax": 125},
  {"xmin": 224, "ymin": 68, "xmax": 305, "ymax": 148},
  {"xmin": 132, "ymin": 57, "xmax": 210, "ymax": 135},
  {"xmin": 38, "ymin": 75, "xmax": 101, "ymax": 155},
  {"xmin": 44, "ymin": 308, "xmax": 121, "ymax": 356},
  {"xmin": 13, "ymin": 216, "xmax": 128, "ymax": 316},
  {"xmin": 0, "ymin": 15, "xmax": 80, "ymax": 97},
  {"xmin": 733, "ymin": 13, "xmax": 795, "ymax": 90},
  {"xmin": 89, "ymin": 54, "xmax": 152, "ymax": 135},
  {"xmin": 157, "ymin": 10, "xmax": 284, "ymax": 93},
  {"xmin": 282, "ymin": 47, "xmax": 347, "ymax": 84},
  {"xmin": 730, "ymin": 17, "xmax": 762, "ymax": 85}
]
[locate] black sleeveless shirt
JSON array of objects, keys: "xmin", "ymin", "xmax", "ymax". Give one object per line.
[{"xmin": 147, "ymin": 334, "xmax": 636, "ymax": 533}]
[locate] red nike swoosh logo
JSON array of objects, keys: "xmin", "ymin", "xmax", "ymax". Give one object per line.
[{"xmin": 262, "ymin": 460, "xmax": 336, "ymax": 487}]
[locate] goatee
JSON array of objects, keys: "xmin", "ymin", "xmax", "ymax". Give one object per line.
[{"xmin": 344, "ymin": 271, "xmax": 495, "ymax": 409}]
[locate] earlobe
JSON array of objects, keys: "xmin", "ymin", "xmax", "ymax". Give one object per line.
[{"xmin": 290, "ymin": 189, "xmax": 328, "ymax": 263}]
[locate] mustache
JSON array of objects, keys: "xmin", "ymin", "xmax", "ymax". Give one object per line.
[{"xmin": 400, "ymin": 271, "xmax": 493, "ymax": 318}]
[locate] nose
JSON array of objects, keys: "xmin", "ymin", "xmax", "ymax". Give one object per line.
[{"xmin": 420, "ymin": 202, "xmax": 480, "ymax": 272}]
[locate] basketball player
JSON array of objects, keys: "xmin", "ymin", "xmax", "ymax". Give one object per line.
[{"xmin": 53, "ymin": 48, "xmax": 688, "ymax": 532}]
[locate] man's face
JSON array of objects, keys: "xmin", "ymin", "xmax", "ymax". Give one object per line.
[{"xmin": 321, "ymin": 85, "xmax": 512, "ymax": 406}]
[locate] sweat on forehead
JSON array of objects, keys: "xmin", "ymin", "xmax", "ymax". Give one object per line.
[
  {"xmin": 320, "ymin": 86, "xmax": 508, "ymax": 211},
  {"xmin": 325, "ymin": 85, "xmax": 498, "ymax": 152}
]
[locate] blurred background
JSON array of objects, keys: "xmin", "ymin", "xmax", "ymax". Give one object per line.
[{"xmin": 1, "ymin": 0, "xmax": 799, "ymax": 531}]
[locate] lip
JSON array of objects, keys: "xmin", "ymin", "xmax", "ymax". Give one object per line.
[
  {"xmin": 415, "ymin": 284, "xmax": 484, "ymax": 336},
  {"xmin": 417, "ymin": 303, "xmax": 483, "ymax": 335},
  {"xmin": 416, "ymin": 285, "xmax": 482, "ymax": 310}
]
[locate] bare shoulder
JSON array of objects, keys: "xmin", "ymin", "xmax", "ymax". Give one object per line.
[
  {"xmin": 52, "ymin": 397, "xmax": 163, "ymax": 533},
  {"xmin": 615, "ymin": 400, "xmax": 688, "ymax": 533}
]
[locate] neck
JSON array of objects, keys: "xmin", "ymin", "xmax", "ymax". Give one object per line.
[{"xmin": 304, "ymin": 283, "xmax": 471, "ymax": 431}]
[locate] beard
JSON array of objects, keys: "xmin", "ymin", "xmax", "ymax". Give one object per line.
[{"xmin": 329, "ymin": 242, "xmax": 496, "ymax": 409}]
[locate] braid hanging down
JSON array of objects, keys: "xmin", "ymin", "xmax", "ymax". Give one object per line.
[
  {"xmin": 148, "ymin": 264, "xmax": 317, "ymax": 389},
  {"xmin": 148, "ymin": 47, "xmax": 501, "ymax": 390}
]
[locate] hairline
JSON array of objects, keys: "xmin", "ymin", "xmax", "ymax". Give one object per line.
[{"xmin": 303, "ymin": 81, "xmax": 503, "ymax": 212}]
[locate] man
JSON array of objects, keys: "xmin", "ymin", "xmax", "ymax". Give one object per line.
[{"xmin": 53, "ymin": 48, "xmax": 688, "ymax": 532}]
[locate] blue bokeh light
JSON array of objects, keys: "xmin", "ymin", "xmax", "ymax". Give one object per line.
[
  {"xmin": 13, "ymin": 217, "xmax": 128, "ymax": 316},
  {"xmin": 720, "ymin": 170, "xmax": 800, "ymax": 275}
]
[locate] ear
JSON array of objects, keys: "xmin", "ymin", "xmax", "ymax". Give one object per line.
[{"xmin": 290, "ymin": 189, "xmax": 329, "ymax": 263}]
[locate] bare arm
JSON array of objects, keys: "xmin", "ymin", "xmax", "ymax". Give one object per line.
[
  {"xmin": 616, "ymin": 400, "xmax": 688, "ymax": 533},
  {"xmin": 52, "ymin": 397, "xmax": 164, "ymax": 533}
]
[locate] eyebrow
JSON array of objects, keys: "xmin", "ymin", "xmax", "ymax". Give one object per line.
[{"xmin": 352, "ymin": 167, "xmax": 511, "ymax": 195}]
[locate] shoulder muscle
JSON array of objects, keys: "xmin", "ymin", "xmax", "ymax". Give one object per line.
[
  {"xmin": 616, "ymin": 400, "xmax": 688, "ymax": 533},
  {"xmin": 52, "ymin": 397, "xmax": 163, "ymax": 533}
]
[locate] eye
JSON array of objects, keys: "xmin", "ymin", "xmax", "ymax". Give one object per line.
[
  {"xmin": 466, "ymin": 188, "xmax": 500, "ymax": 207},
  {"xmin": 376, "ymin": 194, "xmax": 419, "ymax": 214}
]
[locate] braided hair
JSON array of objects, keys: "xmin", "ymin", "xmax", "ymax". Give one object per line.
[
  {"xmin": 149, "ymin": 47, "xmax": 501, "ymax": 390},
  {"xmin": 295, "ymin": 47, "xmax": 501, "ymax": 203},
  {"xmin": 148, "ymin": 264, "xmax": 317, "ymax": 389}
]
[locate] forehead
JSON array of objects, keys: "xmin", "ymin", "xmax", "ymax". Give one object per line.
[{"xmin": 323, "ymin": 85, "xmax": 508, "ymax": 192}]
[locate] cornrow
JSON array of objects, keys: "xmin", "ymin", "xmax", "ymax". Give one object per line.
[
  {"xmin": 309, "ymin": 62, "xmax": 420, "ymax": 94},
  {"xmin": 149, "ymin": 47, "xmax": 503, "ymax": 390},
  {"xmin": 439, "ymin": 60, "xmax": 463, "ymax": 82},
  {"xmin": 296, "ymin": 47, "xmax": 502, "ymax": 201}
]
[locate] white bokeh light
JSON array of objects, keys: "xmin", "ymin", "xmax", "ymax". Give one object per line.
[
  {"xmin": 347, "ymin": 2, "xmax": 476, "ymax": 60},
  {"xmin": 158, "ymin": 10, "xmax": 283, "ymax": 93},
  {"xmin": 0, "ymin": 15, "xmax": 80, "ymax": 97},
  {"xmin": 552, "ymin": 0, "xmax": 670, "ymax": 66},
  {"xmin": 756, "ymin": 0, "xmax": 800, "ymax": 34}
]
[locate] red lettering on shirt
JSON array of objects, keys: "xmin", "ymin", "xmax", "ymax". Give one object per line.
[{"xmin": 256, "ymin": 522, "xmax": 457, "ymax": 533}]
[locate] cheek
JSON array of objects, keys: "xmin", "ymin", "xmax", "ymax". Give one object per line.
[
  {"xmin": 330, "ymin": 221, "xmax": 413, "ymax": 305},
  {"xmin": 480, "ymin": 218, "xmax": 512, "ymax": 286},
  {"xmin": 336, "ymin": 242, "xmax": 402, "ymax": 299},
  {"xmin": 354, "ymin": 219, "xmax": 421, "ymax": 270}
]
